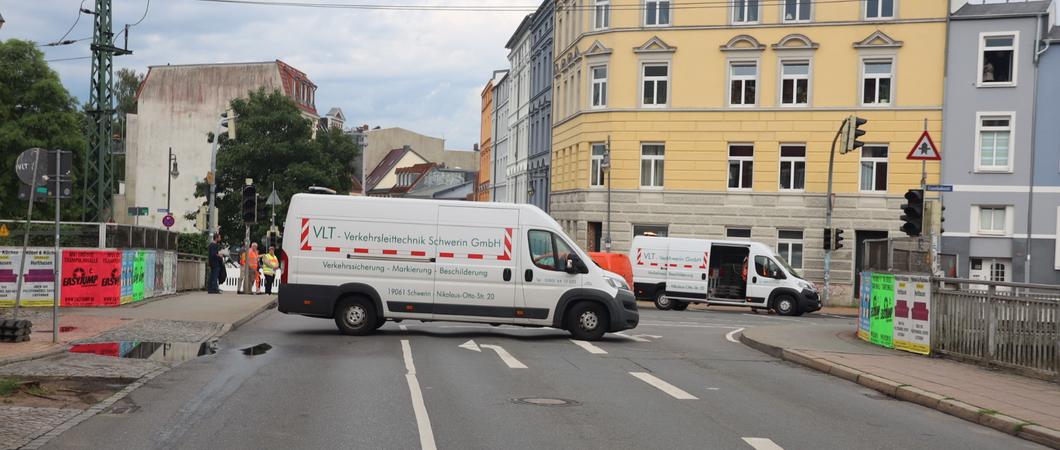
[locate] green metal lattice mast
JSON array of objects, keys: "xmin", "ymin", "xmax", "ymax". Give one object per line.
[{"xmin": 84, "ymin": 0, "xmax": 130, "ymax": 222}]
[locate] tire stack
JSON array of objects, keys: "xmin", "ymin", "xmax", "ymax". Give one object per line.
[{"xmin": 0, "ymin": 320, "xmax": 32, "ymax": 343}]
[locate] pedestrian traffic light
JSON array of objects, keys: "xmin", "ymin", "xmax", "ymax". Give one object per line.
[
  {"xmin": 834, "ymin": 228, "xmax": 845, "ymax": 250},
  {"xmin": 242, "ymin": 184, "xmax": 257, "ymax": 224},
  {"xmin": 823, "ymin": 228, "xmax": 832, "ymax": 251},
  {"xmin": 841, "ymin": 116, "xmax": 869, "ymax": 154},
  {"xmin": 901, "ymin": 189, "xmax": 924, "ymax": 236},
  {"xmin": 221, "ymin": 109, "xmax": 236, "ymax": 141}
]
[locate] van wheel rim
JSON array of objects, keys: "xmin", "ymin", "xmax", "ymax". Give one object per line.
[
  {"xmin": 346, "ymin": 305, "xmax": 366, "ymax": 327},
  {"xmin": 657, "ymin": 296, "xmax": 670, "ymax": 307},
  {"xmin": 779, "ymin": 300, "xmax": 792, "ymax": 313},
  {"xmin": 579, "ymin": 311, "xmax": 598, "ymax": 331}
]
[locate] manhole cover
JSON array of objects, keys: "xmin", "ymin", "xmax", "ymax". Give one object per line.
[{"xmin": 511, "ymin": 397, "xmax": 580, "ymax": 407}]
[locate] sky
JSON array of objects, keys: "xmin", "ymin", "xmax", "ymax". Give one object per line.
[{"xmin": 1, "ymin": 0, "xmax": 531, "ymax": 150}]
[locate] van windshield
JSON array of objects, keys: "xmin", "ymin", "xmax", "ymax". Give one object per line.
[{"xmin": 774, "ymin": 253, "xmax": 803, "ymax": 279}]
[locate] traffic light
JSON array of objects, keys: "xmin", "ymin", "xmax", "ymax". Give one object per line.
[
  {"xmin": 841, "ymin": 115, "xmax": 869, "ymax": 154},
  {"xmin": 823, "ymin": 228, "xmax": 832, "ymax": 250},
  {"xmin": 242, "ymin": 184, "xmax": 257, "ymax": 224},
  {"xmin": 901, "ymin": 189, "xmax": 924, "ymax": 236},
  {"xmin": 221, "ymin": 109, "xmax": 236, "ymax": 140},
  {"xmin": 834, "ymin": 228, "xmax": 845, "ymax": 250}
]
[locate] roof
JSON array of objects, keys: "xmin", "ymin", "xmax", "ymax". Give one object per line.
[
  {"xmin": 1048, "ymin": 26, "xmax": 1060, "ymax": 42},
  {"xmin": 389, "ymin": 163, "xmax": 436, "ymax": 194},
  {"xmin": 364, "ymin": 147, "xmax": 428, "ymax": 192},
  {"xmin": 952, "ymin": 1, "xmax": 1051, "ymax": 19},
  {"xmin": 350, "ymin": 176, "xmax": 363, "ymax": 194},
  {"xmin": 505, "ymin": 13, "xmax": 535, "ymax": 49},
  {"xmin": 276, "ymin": 60, "xmax": 318, "ymax": 116}
]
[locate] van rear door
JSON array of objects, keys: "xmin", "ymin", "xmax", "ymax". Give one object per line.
[{"xmin": 433, "ymin": 206, "xmax": 519, "ymax": 322}]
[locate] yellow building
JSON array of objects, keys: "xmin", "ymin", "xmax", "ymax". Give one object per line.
[{"xmin": 550, "ymin": 0, "xmax": 947, "ymax": 303}]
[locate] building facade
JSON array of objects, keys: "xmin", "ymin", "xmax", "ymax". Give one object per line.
[
  {"xmin": 941, "ymin": 1, "xmax": 1059, "ymax": 284},
  {"xmin": 528, "ymin": 0, "xmax": 556, "ymax": 211},
  {"xmin": 492, "ymin": 72, "xmax": 512, "ymax": 203},
  {"xmin": 506, "ymin": 14, "xmax": 535, "ymax": 204},
  {"xmin": 549, "ymin": 0, "xmax": 947, "ymax": 304},
  {"xmin": 478, "ymin": 79, "xmax": 495, "ymax": 201}
]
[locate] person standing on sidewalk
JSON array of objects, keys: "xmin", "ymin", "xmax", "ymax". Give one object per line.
[
  {"xmin": 261, "ymin": 246, "xmax": 279, "ymax": 295},
  {"xmin": 208, "ymin": 233, "xmax": 223, "ymax": 294},
  {"xmin": 247, "ymin": 242, "xmax": 262, "ymax": 294}
]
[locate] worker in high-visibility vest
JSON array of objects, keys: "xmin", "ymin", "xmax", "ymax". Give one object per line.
[
  {"xmin": 262, "ymin": 246, "xmax": 280, "ymax": 295},
  {"xmin": 247, "ymin": 242, "xmax": 261, "ymax": 294}
]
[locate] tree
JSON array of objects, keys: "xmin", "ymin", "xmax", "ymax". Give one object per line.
[
  {"xmin": 193, "ymin": 88, "xmax": 358, "ymax": 246},
  {"xmin": 115, "ymin": 68, "xmax": 143, "ymax": 116},
  {"xmin": 0, "ymin": 39, "xmax": 87, "ymax": 220}
]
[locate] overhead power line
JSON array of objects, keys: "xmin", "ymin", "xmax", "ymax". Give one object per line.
[
  {"xmin": 46, "ymin": 56, "xmax": 93, "ymax": 63},
  {"xmin": 48, "ymin": 0, "xmax": 89, "ymax": 46}
]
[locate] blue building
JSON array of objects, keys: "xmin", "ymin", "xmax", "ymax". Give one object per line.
[{"xmin": 527, "ymin": 0, "xmax": 554, "ymax": 212}]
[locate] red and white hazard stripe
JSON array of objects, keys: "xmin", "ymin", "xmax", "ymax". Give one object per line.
[{"xmin": 300, "ymin": 218, "xmax": 312, "ymax": 251}]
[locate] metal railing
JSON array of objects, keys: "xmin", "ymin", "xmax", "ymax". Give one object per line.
[
  {"xmin": 176, "ymin": 254, "xmax": 206, "ymax": 292},
  {"xmin": 0, "ymin": 220, "xmax": 179, "ymax": 251},
  {"xmin": 933, "ymin": 277, "xmax": 1060, "ymax": 381}
]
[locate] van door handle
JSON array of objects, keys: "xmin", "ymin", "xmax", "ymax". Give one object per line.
[
  {"xmin": 503, "ymin": 268, "xmax": 512, "ymax": 282},
  {"xmin": 701, "ymin": 273, "xmax": 706, "ymax": 281},
  {"xmin": 525, "ymin": 269, "xmax": 533, "ymax": 282},
  {"xmin": 752, "ymin": 276, "xmax": 758, "ymax": 284}
]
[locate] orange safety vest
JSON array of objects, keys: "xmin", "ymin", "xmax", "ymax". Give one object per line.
[{"xmin": 247, "ymin": 249, "xmax": 260, "ymax": 269}]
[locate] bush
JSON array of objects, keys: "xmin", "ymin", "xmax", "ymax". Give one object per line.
[{"xmin": 177, "ymin": 232, "xmax": 208, "ymax": 256}]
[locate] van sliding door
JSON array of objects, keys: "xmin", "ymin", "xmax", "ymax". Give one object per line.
[{"xmin": 433, "ymin": 206, "xmax": 519, "ymax": 322}]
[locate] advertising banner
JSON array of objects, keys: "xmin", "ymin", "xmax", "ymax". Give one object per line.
[
  {"xmin": 858, "ymin": 272, "xmax": 872, "ymax": 342},
  {"xmin": 143, "ymin": 251, "xmax": 156, "ymax": 300},
  {"xmin": 132, "ymin": 251, "xmax": 146, "ymax": 302},
  {"xmin": 0, "ymin": 248, "xmax": 56, "ymax": 307},
  {"xmin": 60, "ymin": 250, "xmax": 122, "ymax": 307},
  {"xmin": 895, "ymin": 275, "xmax": 931, "ymax": 355},
  {"xmin": 869, "ymin": 273, "xmax": 895, "ymax": 348}
]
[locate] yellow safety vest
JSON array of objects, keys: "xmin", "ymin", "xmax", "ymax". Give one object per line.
[{"xmin": 261, "ymin": 254, "xmax": 279, "ymax": 276}]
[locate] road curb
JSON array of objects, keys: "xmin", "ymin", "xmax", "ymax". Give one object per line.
[
  {"xmin": 0, "ymin": 344, "xmax": 70, "ymax": 367},
  {"xmin": 739, "ymin": 330, "xmax": 1060, "ymax": 449}
]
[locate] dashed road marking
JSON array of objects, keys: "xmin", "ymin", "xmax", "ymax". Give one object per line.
[
  {"xmin": 399, "ymin": 324, "xmax": 408, "ymax": 331},
  {"xmin": 629, "ymin": 372, "xmax": 698, "ymax": 400},
  {"xmin": 742, "ymin": 437, "xmax": 783, "ymax": 450},
  {"xmin": 615, "ymin": 332, "xmax": 650, "ymax": 342},
  {"xmin": 400, "ymin": 340, "xmax": 436, "ymax": 450},
  {"xmin": 725, "ymin": 328, "xmax": 745, "ymax": 343},
  {"xmin": 570, "ymin": 339, "xmax": 607, "ymax": 354},
  {"xmin": 480, "ymin": 344, "xmax": 528, "ymax": 369}
]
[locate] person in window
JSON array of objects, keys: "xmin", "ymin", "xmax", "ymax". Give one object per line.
[
  {"xmin": 741, "ymin": 256, "xmax": 748, "ymax": 282},
  {"xmin": 983, "ymin": 61, "xmax": 995, "ymax": 82}
]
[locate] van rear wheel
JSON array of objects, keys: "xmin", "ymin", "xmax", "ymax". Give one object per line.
[
  {"xmin": 567, "ymin": 302, "xmax": 609, "ymax": 341},
  {"xmin": 335, "ymin": 296, "xmax": 379, "ymax": 336},
  {"xmin": 773, "ymin": 295, "xmax": 800, "ymax": 317},
  {"xmin": 654, "ymin": 291, "xmax": 673, "ymax": 310}
]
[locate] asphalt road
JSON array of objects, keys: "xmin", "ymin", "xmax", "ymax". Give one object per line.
[{"xmin": 44, "ymin": 306, "xmax": 1042, "ymax": 450}]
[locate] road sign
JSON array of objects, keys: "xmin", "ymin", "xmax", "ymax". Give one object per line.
[
  {"xmin": 15, "ymin": 148, "xmax": 45, "ymax": 186},
  {"xmin": 907, "ymin": 131, "xmax": 941, "ymax": 161},
  {"xmin": 157, "ymin": 208, "xmax": 169, "ymax": 213},
  {"xmin": 162, "ymin": 213, "xmax": 175, "ymax": 228},
  {"xmin": 925, "ymin": 184, "xmax": 954, "ymax": 192},
  {"xmin": 46, "ymin": 150, "xmax": 73, "ymax": 177},
  {"xmin": 0, "ymin": 224, "xmax": 9, "ymax": 237},
  {"xmin": 17, "ymin": 184, "xmax": 49, "ymax": 203},
  {"xmin": 266, "ymin": 189, "xmax": 282, "ymax": 206},
  {"xmin": 127, "ymin": 207, "xmax": 149, "ymax": 216}
]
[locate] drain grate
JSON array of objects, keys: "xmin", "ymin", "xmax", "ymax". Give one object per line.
[{"xmin": 511, "ymin": 397, "xmax": 580, "ymax": 407}]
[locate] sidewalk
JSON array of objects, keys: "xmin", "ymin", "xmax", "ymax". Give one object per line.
[{"xmin": 742, "ymin": 323, "xmax": 1060, "ymax": 449}]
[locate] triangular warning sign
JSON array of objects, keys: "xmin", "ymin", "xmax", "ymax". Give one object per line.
[
  {"xmin": 907, "ymin": 131, "xmax": 941, "ymax": 161},
  {"xmin": 0, "ymin": 224, "xmax": 8, "ymax": 237}
]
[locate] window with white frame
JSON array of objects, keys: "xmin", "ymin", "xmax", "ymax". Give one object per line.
[
  {"xmin": 641, "ymin": 63, "xmax": 669, "ymax": 107},
  {"xmin": 591, "ymin": 143, "xmax": 607, "ymax": 187},
  {"xmin": 860, "ymin": 145, "xmax": 889, "ymax": 192},
  {"xmin": 591, "ymin": 65, "xmax": 608, "ymax": 108},
  {"xmin": 781, "ymin": 61, "xmax": 810, "ymax": 106},
  {"xmin": 729, "ymin": 61, "xmax": 758, "ymax": 106},
  {"xmin": 862, "ymin": 59, "xmax": 893, "ymax": 105},
  {"xmin": 728, "ymin": 144, "xmax": 754, "ymax": 190},
  {"xmin": 777, "ymin": 230, "xmax": 804, "ymax": 269},
  {"xmin": 732, "ymin": 0, "xmax": 759, "ymax": 23},
  {"xmin": 594, "ymin": 0, "xmax": 611, "ymax": 29},
  {"xmin": 645, "ymin": 0, "xmax": 671, "ymax": 26},
  {"xmin": 979, "ymin": 33, "xmax": 1017, "ymax": 85},
  {"xmin": 865, "ymin": 0, "xmax": 894, "ymax": 19},
  {"xmin": 783, "ymin": 0, "xmax": 811, "ymax": 22},
  {"xmin": 779, "ymin": 145, "xmax": 806, "ymax": 190},
  {"xmin": 640, "ymin": 143, "xmax": 665, "ymax": 188},
  {"xmin": 976, "ymin": 206, "xmax": 1008, "ymax": 235},
  {"xmin": 977, "ymin": 114, "xmax": 1013, "ymax": 171}
]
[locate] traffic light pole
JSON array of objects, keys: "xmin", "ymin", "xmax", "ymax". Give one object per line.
[{"xmin": 823, "ymin": 119, "xmax": 848, "ymax": 307}]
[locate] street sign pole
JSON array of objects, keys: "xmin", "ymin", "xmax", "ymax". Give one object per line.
[
  {"xmin": 13, "ymin": 148, "xmax": 42, "ymax": 321},
  {"xmin": 605, "ymin": 136, "xmax": 612, "ymax": 252},
  {"xmin": 52, "ymin": 151, "xmax": 63, "ymax": 344},
  {"xmin": 823, "ymin": 118, "xmax": 849, "ymax": 307}
]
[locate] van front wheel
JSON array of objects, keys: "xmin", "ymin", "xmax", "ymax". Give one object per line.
[
  {"xmin": 335, "ymin": 297, "xmax": 379, "ymax": 336},
  {"xmin": 773, "ymin": 295, "xmax": 800, "ymax": 317},
  {"xmin": 567, "ymin": 302, "xmax": 609, "ymax": 341},
  {"xmin": 654, "ymin": 291, "xmax": 673, "ymax": 310}
]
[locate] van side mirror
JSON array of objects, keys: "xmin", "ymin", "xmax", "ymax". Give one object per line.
[{"xmin": 565, "ymin": 255, "xmax": 588, "ymax": 274}]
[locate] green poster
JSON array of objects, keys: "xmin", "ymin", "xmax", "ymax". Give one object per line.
[
  {"xmin": 132, "ymin": 251, "xmax": 146, "ymax": 302},
  {"xmin": 869, "ymin": 273, "xmax": 895, "ymax": 348}
]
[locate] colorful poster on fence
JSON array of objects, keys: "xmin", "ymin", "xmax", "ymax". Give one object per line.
[
  {"xmin": 0, "ymin": 248, "xmax": 57, "ymax": 307},
  {"xmin": 132, "ymin": 251, "xmax": 146, "ymax": 302},
  {"xmin": 858, "ymin": 272, "xmax": 872, "ymax": 341},
  {"xmin": 60, "ymin": 250, "xmax": 122, "ymax": 307},
  {"xmin": 895, "ymin": 275, "xmax": 931, "ymax": 355},
  {"xmin": 143, "ymin": 251, "xmax": 156, "ymax": 300},
  {"xmin": 120, "ymin": 249, "xmax": 135, "ymax": 304},
  {"xmin": 870, "ymin": 273, "xmax": 895, "ymax": 348},
  {"xmin": 153, "ymin": 251, "xmax": 164, "ymax": 294}
]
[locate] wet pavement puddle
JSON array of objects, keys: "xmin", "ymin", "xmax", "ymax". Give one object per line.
[
  {"xmin": 68, "ymin": 340, "xmax": 218, "ymax": 363},
  {"xmin": 241, "ymin": 343, "xmax": 272, "ymax": 356}
]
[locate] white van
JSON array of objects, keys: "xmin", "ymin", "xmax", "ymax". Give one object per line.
[
  {"xmin": 629, "ymin": 236, "xmax": 820, "ymax": 316},
  {"xmin": 278, "ymin": 194, "xmax": 639, "ymax": 340}
]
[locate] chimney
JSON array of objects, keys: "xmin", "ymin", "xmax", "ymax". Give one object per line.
[
  {"xmin": 474, "ymin": 143, "xmax": 480, "ymax": 152},
  {"xmin": 402, "ymin": 144, "xmax": 411, "ymax": 151}
]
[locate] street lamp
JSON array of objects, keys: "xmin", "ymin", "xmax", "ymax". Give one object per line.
[
  {"xmin": 167, "ymin": 147, "xmax": 179, "ymax": 214},
  {"xmin": 603, "ymin": 136, "xmax": 612, "ymax": 252}
]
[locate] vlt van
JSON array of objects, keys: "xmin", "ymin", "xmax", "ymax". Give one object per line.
[{"xmin": 278, "ymin": 194, "xmax": 639, "ymax": 340}]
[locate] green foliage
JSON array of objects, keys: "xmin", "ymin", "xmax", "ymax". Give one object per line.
[
  {"xmin": 0, "ymin": 39, "xmax": 87, "ymax": 221},
  {"xmin": 177, "ymin": 232, "xmax": 208, "ymax": 256},
  {"xmin": 115, "ymin": 68, "xmax": 144, "ymax": 116},
  {"xmin": 192, "ymin": 88, "xmax": 358, "ymax": 246}
]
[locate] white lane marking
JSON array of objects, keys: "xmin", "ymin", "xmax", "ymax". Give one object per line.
[
  {"xmin": 637, "ymin": 322, "xmax": 743, "ymax": 329},
  {"xmin": 458, "ymin": 339, "xmax": 481, "ymax": 352},
  {"xmin": 399, "ymin": 324, "xmax": 408, "ymax": 331},
  {"xmin": 725, "ymin": 328, "xmax": 745, "ymax": 343},
  {"xmin": 480, "ymin": 344, "xmax": 528, "ymax": 369},
  {"xmin": 742, "ymin": 437, "xmax": 783, "ymax": 450},
  {"xmin": 615, "ymin": 332, "xmax": 650, "ymax": 342},
  {"xmin": 629, "ymin": 372, "xmax": 698, "ymax": 400},
  {"xmin": 742, "ymin": 313, "xmax": 807, "ymax": 324},
  {"xmin": 400, "ymin": 340, "xmax": 437, "ymax": 450},
  {"xmin": 569, "ymin": 339, "xmax": 608, "ymax": 354}
]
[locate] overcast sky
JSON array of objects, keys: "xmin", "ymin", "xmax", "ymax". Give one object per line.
[{"xmin": 1, "ymin": 0, "xmax": 529, "ymax": 149}]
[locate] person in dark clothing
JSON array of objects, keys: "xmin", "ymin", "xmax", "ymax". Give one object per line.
[{"xmin": 208, "ymin": 233, "xmax": 223, "ymax": 294}]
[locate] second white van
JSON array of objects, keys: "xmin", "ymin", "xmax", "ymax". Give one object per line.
[{"xmin": 278, "ymin": 194, "xmax": 639, "ymax": 340}]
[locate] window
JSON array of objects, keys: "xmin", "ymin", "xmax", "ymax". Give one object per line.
[
  {"xmin": 779, "ymin": 145, "xmax": 806, "ymax": 190},
  {"xmin": 528, "ymin": 230, "xmax": 575, "ymax": 271},
  {"xmin": 645, "ymin": 0, "xmax": 671, "ymax": 26},
  {"xmin": 866, "ymin": 0, "xmax": 894, "ymax": 19},
  {"xmin": 784, "ymin": 0, "xmax": 811, "ymax": 22},
  {"xmin": 594, "ymin": 0, "xmax": 610, "ymax": 29},
  {"xmin": 781, "ymin": 61, "xmax": 810, "ymax": 106},
  {"xmin": 641, "ymin": 64, "xmax": 669, "ymax": 107},
  {"xmin": 977, "ymin": 206, "xmax": 1008, "ymax": 235},
  {"xmin": 862, "ymin": 59, "xmax": 893, "ymax": 105},
  {"xmin": 591, "ymin": 143, "xmax": 607, "ymax": 187},
  {"xmin": 755, "ymin": 256, "xmax": 784, "ymax": 279},
  {"xmin": 976, "ymin": 114, "xmax": 1012, "ymax": 171},
  {"xmin": 733, "ymin": 0, "xmax": 759, "ymax": 23},
  {"xmin": 640, "ymin": 143, "xmax": 665, "ymax": 188},
  {"xmin": 633, "ymin": 224, "xmax": 669, "ymax": 238},
  {"xmin": 727, "ymin": 228, "xmax": 751, "ymax": 239},
  {"xmin": 979, "ymin": 33, "xmax": 1017, "ymax": 85},
  {"xmin": 591, "ymin": 65, "xmax": 608, "ymax": 108},
  {"xmin": 860, "ymin": 145, "xmax": 889, "ymax": 192},
  {"xmin": 728, "ymin": 144, "xmax": 754, "ymax": 190},
  {"xmin": 729, "ymin": 61, "xmax": 758, "ymax": 106},
  {"xmin": 777, "ymin": 230, "xmax": 804, "ymax": 269}
]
